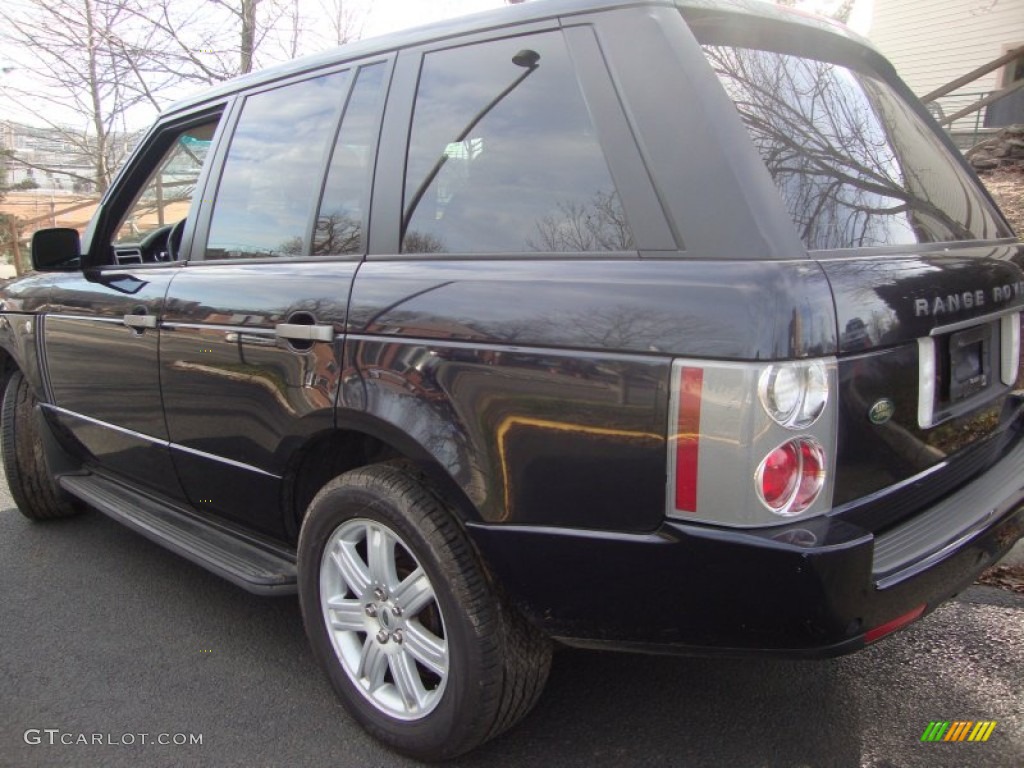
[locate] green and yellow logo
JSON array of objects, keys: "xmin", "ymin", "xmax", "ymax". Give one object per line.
[{"xmin": 921, "ymin": 721, "xmax": 997, "ymax": 742}]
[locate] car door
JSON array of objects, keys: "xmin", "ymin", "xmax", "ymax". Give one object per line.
[
  {"xmin": 159, "ymin": 60, "xmax": 390, "ymax": 539},
  {"xmin": 41, "ymin": 111, "xmax": 225, "ymax": 499}
]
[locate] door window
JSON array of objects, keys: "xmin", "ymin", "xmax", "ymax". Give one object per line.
[
  {"xmin": 112, "ymin": 120, "xmax": 219, "ymax": 260},
  {"xmin": 205, "ymin": 71, "xmax": 352, "ymax": 259}
]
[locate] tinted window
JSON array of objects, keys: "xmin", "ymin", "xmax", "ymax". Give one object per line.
[
  {"xmin": 314, "ymin": 63, "xmax": 387, "ymax": 256},
  {"xmin": 205, "ymin": 71, "xmax": 351, "ymax": 259},
  {"xmin": 403, "ymin": 31, "xmax": 632, "ymax": 254},
  {"xmin": 703, "ymin": 46, "xmax": 1011, "ymax": 250},
  {"xmin": 114, "ymin": 121, "xmax": 218, "ymax": 246}
]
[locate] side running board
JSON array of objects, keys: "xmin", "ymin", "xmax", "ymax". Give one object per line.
[{"xmin": 59, "ymin": 474, "xmax": 297, "ymax": 595}]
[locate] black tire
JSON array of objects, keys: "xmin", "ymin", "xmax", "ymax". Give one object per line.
[
  {"xmin": 1, "ymin": 371, "xmax": 82, "ymax": 520},
  {"xmin": 297, "ymin": 462, "xmax": 551, "ymax": 761}
]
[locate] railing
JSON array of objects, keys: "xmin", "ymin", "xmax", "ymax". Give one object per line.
[
  {"xmin": 921, "ymin": 46, "xmax": 1024, "ymax": 151},
  {"xmin": 926, "ymin": 91, "xmax": 999, "ymax": 149}
]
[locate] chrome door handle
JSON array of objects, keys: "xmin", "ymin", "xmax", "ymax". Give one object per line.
[
  {"xmin": 123, "ymin": 314, "xmax": 157, "ymax": 330},
  {"xmin": 274, "ymin": 323, "xmax": 334, "ymax": 343}
]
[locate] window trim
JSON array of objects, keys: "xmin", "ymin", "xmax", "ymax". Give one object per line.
[
  {"xmin": 83, "ymin": 103, "xmax": 230, "ymax": 270},
  {"xmin": 306, "ymin": 59, "xmax": 395, "ymax": 261},
  {"xmin": 562, "ymin": 23, "xmax": 677, "ymax": 252}
]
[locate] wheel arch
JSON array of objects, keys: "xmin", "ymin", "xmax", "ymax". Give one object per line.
[
  {"xmin": 283, "ymin": 410, "xmax": 484, "ymax": 542},
  {"xmin": 0, "ymin": 314, "xmax": 48, "ymax": 400},
  {"xmin": 0, "ymin": 344, "xmax": 15, "ymax": 393}
]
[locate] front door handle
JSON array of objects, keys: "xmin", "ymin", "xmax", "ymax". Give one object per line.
[
  {"xmin": 123, "ymin": 314, "xmax": 157, "ymax": 330},
  {"xmin": 274, "ymin": 323, "xmax": 334, "ymax": 343}
]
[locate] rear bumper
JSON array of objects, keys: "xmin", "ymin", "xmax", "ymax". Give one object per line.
[{"xmin": 467, "ymin": 437, "xmax": 1024, "ymax": 658}]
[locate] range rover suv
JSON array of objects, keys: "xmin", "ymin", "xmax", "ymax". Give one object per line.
[{"xmin": 4, "ymin": 0, "xmax": 1023, "ymax": 759}]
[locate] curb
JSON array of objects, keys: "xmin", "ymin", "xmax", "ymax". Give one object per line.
[
  {"xmin": 958, "ymin": 584, "xmax": 1024, "ymax": 608},
  {"xmin": 999, "ymin": 539, "xmax": 1024, "ymax": 567}
]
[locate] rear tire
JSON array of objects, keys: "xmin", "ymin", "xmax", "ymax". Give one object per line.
[
  {"xmin": 297, "ymin": 462, "xmax": 551, "ymax": 760},
  {"xmin": 1, "ymin": 371, "xmax": 82, "ymax": 520}
]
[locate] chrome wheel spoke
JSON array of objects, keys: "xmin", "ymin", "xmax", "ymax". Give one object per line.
[
  {"xmin": 403, "ymin": 620, "xmax": 448, "ymax": 678},
  {"xmin": 366, "ymin": 523, "xmax": 399, "ymax": 590},
  {"xmin": 357, "ymin": 636, "xmax": 389, "ymax": 692},
  {"xmin": 390, "ymin": 651, "xmax": 427, "ymax": 711},
  {"xmin": 331, "ymin": 541, "xmax": 371, "ymax": 598},
  {"xmin": 393, "ymin": 566, "xmax": 434, "ymax": 617},
  {"xmin": 326, "ymin": 596, "xmax": 365, "ymax": 633}
]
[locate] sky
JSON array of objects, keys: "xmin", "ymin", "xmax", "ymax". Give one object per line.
[
  {"xmin": 0, "ymin": 0, "xmax": 873, "ymax": 131},
  {"xmin": 359, "ymin": 0, "xmax": 507, "ymax": 37},
  {"xmin": 357, "ymin": 0, "xmax": 872, "ymax": 38},
  {"xmin": 0, "ymin": 0, "xmax": 510, "ymax": 130}
]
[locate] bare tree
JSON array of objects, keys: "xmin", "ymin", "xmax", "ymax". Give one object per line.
[
  {"xmin": 1, "ymin": 0, "xmax": 368, "ymax": 199},
  {"xmin": 313, "ymin": 213, "xmax": 361, "ymax": 256},
  {"xmin": 0, "ymin": 0, "xmax": 185, "ymax": 192},
  {"xmin": 528, "ymin": 190, "xmax": 634, "ymax": 252},
  {"xmin": 704, "ymin": 45, "xmax": 981, "ymax": 247},
  {"xmin": 316, "ymin": 0, "xmax": 365, "ymax": 48},
  {"xmin": 132, "ymin": 0, "xmax": 365, "ymax": 85},
  {"xmin": 774, "ymin": 0, "xmax": 855, "ymax": 23}
]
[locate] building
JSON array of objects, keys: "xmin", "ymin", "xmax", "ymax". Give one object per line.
[
  {"xmin": 0, "ymin": 120, "xmax": 139, "ymax": 193},
  {"xmin": 861, "ymin": 0, "xmax": 1024, "ymax": 143}
]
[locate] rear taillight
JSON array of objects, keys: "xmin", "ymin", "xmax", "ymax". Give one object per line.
[
  {"xmin": 758, "ymin": 361, "xmax": 828, "ymax": 428},
  {"xmin": 756, "ymin": 437, "xmax": 825, "ymax": 517},
  {"xmin": 667, "ymin": 357, "xmax": 837, "ymax": 527}
]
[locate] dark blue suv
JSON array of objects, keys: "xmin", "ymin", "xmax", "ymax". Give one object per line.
[{"xmin": 4, "ymin": 0, "xmax": 1023, "ymax": 758}]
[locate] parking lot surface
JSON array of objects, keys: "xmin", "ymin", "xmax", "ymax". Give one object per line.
[{"xmin": 1, "ymin": 481, "xmax": 1022, "ymax": 768}]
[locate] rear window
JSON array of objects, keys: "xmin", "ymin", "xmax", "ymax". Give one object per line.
[{"xmin": 702, "ymin": 45, "xmax": 1011, "ymax": 250}]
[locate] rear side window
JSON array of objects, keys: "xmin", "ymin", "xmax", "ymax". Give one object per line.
[
  {"xmin": 205, "ymin": 71, "xmax": 351, "ymax": 259},
  {"xmin": 402, "ymin": 31, "xmax": 633, "ymax": 254},
  {"xmin": 703, "ymin": 46, "xmax": 1011, "ymax": 250}
]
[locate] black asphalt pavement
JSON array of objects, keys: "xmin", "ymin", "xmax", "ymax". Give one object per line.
[{"xmin": 1, "ymin": 485, "xmax": 1022, "ymax": 768}]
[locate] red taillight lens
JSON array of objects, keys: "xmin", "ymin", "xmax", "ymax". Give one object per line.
[
  {"xmin": 794, "ymin": 440, "xmax": 825, "ymax": 509},
  {"xmin": 674, "ymin": 366, "xmax": 704, "ymax": 513},
  {"xmin": 760, "ymin": 443, "xmax": 799, "ymax": 510},
  {"xmin": 756, "ymin": 437, "xmax": 825, "ymax": 517}
]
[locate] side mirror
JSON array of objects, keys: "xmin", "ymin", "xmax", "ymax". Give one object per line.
[{"xmin": 31, "ymin": 228, "xmax": 81, "ymax": 271}]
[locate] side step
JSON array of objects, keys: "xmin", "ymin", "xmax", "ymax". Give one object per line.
[{"xmin": 59, "ymin": 474, "xmax": 297, "ymax": 595}]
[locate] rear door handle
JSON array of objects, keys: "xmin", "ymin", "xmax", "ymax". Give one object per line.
[
  {"xmin": 274, "ymin": 323, "xmax": 335, "ymax": 343},
  {"xmin": 123, "ymin": 314, "xmax": 157, "ymax": 330}
]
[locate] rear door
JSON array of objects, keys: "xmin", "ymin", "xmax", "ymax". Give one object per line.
[{"xmin": 159, "ymin": 60, "xmax": 391, "ymax": 538}]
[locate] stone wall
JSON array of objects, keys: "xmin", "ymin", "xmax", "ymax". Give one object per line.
[{"xmin": 967, "ymin": 125, "xmax": 1024, "ymax": 172}]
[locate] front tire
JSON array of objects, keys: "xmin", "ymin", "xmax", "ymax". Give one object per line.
[
  {"xmin": 1, "ymin": 371, "xmax": 82, "ymax": 520},
  {"xmin": 297, "ymin": 462, "xmax": 551, "ymax": 760}
]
